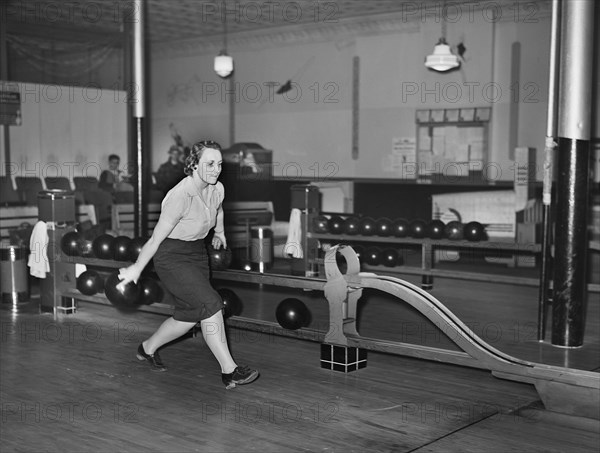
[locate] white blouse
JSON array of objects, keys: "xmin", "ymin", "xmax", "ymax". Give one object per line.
[{"xmin": 160, "ymin": 176, "xmax": 224, "ymax": 241}]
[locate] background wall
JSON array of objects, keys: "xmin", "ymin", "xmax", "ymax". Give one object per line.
[
  {"xmin": 150, "ymin": 9, "xmax": 579, "ymax": 181},
  {"xmin": 0, "ymin": 82, "xmax": 128, "ymax": 182},
  {"xmin": 3, "ymin": 2, "xmax": 599, "ymax": 182}
]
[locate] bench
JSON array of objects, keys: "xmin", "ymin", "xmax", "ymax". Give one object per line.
[
  {"xmin": 0, "ymin": 205, "xmax": 97, "ymax": 243},
  {"xmin": 111, "ymin": 204, "xmax": 162, "ymax": 237}
]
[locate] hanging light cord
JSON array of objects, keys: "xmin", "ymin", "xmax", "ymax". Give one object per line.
[
  {"xmin": 223, "ymin": 9, "xmax": 228, "ymax": 52},
  {"xmin": 441, "ymin": 0, "xmax": 447, "ymax": 42}
]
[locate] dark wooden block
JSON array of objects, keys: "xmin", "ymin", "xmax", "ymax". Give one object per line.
[{"xmin": 320, "ymin": 344, "xmax": 367, "ymax": 373}]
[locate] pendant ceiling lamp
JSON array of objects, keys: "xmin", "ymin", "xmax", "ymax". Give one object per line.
[
  {"xmin": 214, "ymin": 12, "xmax": 233, "ymax": 78},
  {"xmin": 425, "ymin": 1, "xmax": 460, "ymax": 72}
]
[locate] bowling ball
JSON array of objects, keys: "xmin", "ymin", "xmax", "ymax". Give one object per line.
[
  {"xmin": 464, "ymin": 221, "xmax": 486, "ymax": 242},
  {"xmin": 61, "ymin": 231, "xmax": 81, "ymax": 257},
  {"xmin": 138, "ymin": 277, "xmax": 164, "ymax": 305},
  {"xmin": 445, "ymin": 221, "xmax": 464, "ymax": 240},
  {"xmin": 92, "ymin": 234, "xmax": 115, "ymax": 260},
  {"xmin": 76, "ymin": 270, "xmax": 104, "ymax": 296},
  {"xmin": 218, "ymin": 288, "xmax": 243, "ymax": 318},
  {"xmin": 312, "ymin": 215, "xmax": 329, "ymax": 234},
  {"xmin": 358, "ymin": 217, "xmax": 376, "ymax": 236},
  {"xmin": 375, "ymin": 217, "xmax": 393, "ymax": 236},
  {"xmin": 381, "ymin": 248, "xmax": 400, "ymax": 267},
  {"xmin": 327, "ymin": 216, "xmax": 344, "ymax": 235},
  {"xmin": 363, "ymin": 246, "xmax": 382, "ymax": 266},
  {"xmin": 128, "ymin": 237, "xmax": 147, "ymax": 262},
  {"xmin": 104, "ymin": 270, "xmax": 141, "ymax": 306},
  {"xmin": 208, "ymin": 245, "xmax": 233, "ymax": 271},
  {"xmin": 343, "ymin": 216, "xmax": 360, "ymax": 235},
  {"xmin": 409, "ymin": 219, "xmax": 428, "ymax": 238},
  {"xmin": 352, "ymin": 244, "xmax": 365, "ymax": 262},
  {"xmin": 427, "ymin": 220, "xmax": 446, "ymax": 239},
  {"xmin": 276, "ymin": 298, "xmax": 310, "ymax": 330},
  {"xmin": 392, "ymin": 218, "xmax": 409, "ymax": 238},
  {"xmin": 113, "ymin": 236, "xmax": 132, "ymax": 261},
  {"xmin": 78, "ymin": 239, "xmax": 95, "ymax": 257}
]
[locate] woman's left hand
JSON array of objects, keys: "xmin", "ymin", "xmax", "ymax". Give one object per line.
[{"xmin": 212, "ymin": 231, "xmax": 227, "ymax": 250}]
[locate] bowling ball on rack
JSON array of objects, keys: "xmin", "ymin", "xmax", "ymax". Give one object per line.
[
  {"xmin": 138, "ymin": 277, "xmax": 164, "ymax": 305},
  {"xmin": 78, "ymin": 239, "xmax": 95, "ymax": 257},
  {"xmin": 445, "ymin": 221, "xmax": 464, "ymax": 240},
  {"xmin": 312, "ymin": 215, "xmax": 330, "ymax": 234},
  {"xmin": 375, "ymin": 217, "xmax": 393, "ymax": 236},
  {"xmin": 409, "ymin": 219, "xmax": 428, "ymax": 238},
  {"xmin": 127, "ymin": 237, "xmax": 147, "ymax": 262},
  {"xmin": 208, "ymin": 245, "xmax": 233, "ymax": 271},
  {"xmin": 464, "ymin": 221, "xmax": 486, "ymax": 242},
  {"xmin": 427, "ymin": 220, "xmax": 446, "ymax": 239},
  {"xmin": 363, "ymin": 246, "xmax": 382, "ymax": 266},
  {"xmin": 217, "ymin": 288, "xmax": 243, "ymax": 318},
  {"xmin": 104, "ymin": 270, "xmax": 141, "ymax": 306},
  {"xmin": 358, "ymin": 217, "xmax": 376, "ymax": 236},
  {"xmin": 92, "ymin": 234, "xmax": 115, "ymax": 260},
  {"xmin": 61, "ymin": 231, "xmax": 81, "ymax": 256},
  {"xmin": 113, "ymin": 236, "xmax": 132, "ymax": 261},
  {"xmin": 352, "ymin": 244, "xmax": 365, "ymax": 262},
  {"xmin": 381, "ymin": 248, "xmax": 401, "ymax": 267},
  {"xmin": 343, "ymin": 216, "xmax": 360, "ymax": 235},
  {"xmin": 276, "ymin": 298, "xmax": 310, "ymax": 330},
  {"xmin": 327, "ymin": 216, "xmax": 345, "ymax": 235},
  {"xmin": 76, "ymin": 270, "xmax": 104, "ymax": 296},
  {"xmin": 392, "ymin": 219, "xmax": 409, "ymax": 238}
]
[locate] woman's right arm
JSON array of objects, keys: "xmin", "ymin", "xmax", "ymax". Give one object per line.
[{"xmin": 116, "ymin": 217, "xmax": 176, "ymax": 289}]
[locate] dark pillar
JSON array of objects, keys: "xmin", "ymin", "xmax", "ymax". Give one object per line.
[
  {"xmin": 552, "ymin": 0, "xmax": 595, "ymax": 347},
  {"xmin": 131, "ymin": 0, "xmax": 149, "ymax": 238},
  {"xmin": 538, "ymin": 0, "xmax": 561, "ymax": 342},
  {"xmin": 1, "ymin": 17, "xmax": 11, "ymax": 176}
]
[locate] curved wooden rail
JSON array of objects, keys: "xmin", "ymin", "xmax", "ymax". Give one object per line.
[{"xmin": 323, "ymin": 245, "xmax": 600, "ymax": 419}]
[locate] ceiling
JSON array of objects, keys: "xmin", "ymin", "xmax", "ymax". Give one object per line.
[{"xmin": 5, "ymin": 0, "xmax": 451, "ymax": 43}]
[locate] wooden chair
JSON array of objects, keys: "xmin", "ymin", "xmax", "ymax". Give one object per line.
[
  {"xmin": 15, "ymin": 176, "xmax": 44, "ymax": 205},
  {"xmin": 0, "ymin": 177, "xmax": 22, "ymax": 205},
  {"xmin": 73, "ymin": 177, "xmax": 99, "ymax": 192},
  {"xmin": 45, "ymin": 177, "xmax": 72, "ymax": 191}
]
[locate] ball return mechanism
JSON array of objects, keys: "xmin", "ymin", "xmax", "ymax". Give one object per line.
[{"xmin": 322, "ymin": 245, "xmax": 599, "ymax": 421}]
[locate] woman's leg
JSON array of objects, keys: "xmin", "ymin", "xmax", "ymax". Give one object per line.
[
  {"xmin": 200, "ymin": 310, "xmax": 237, "ymax": 374},
  {"xmin": 143, "ymin": 317, "xmax": 196, "ymax": 355}
]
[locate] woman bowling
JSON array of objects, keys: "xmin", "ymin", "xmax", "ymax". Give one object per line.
[{"xmin": 117, "ymin": 140, "xmax": 259, "ymax": 389}]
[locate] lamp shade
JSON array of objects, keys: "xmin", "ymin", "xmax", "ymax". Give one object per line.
[
  {"xmin": 214, "ymin": 51, "xmax": 234, "ymax": 78},
  {"xmin": 425, "ymin": 40, "xmax": 460, "ymax": 72}
]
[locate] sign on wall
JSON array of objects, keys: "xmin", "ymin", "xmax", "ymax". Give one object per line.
[{"xmin": 0, "ymin": 82, "xmax": 22, "ymax": 126}]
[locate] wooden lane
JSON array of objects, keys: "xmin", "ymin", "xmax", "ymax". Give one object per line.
[
  {"xmin": 211, "ymin": 270, "xmax": 600, "ymax": 372},
  {"xmin": 66, "ymin": 266, "xmax": 599, "ymax": 372},
  {"xmin": 55, "ymin": 253, "xmax": 600, "ymax": 420},
  {"xmin": 2, "ymin": 303, "xmax": 565, "ymax": 453},
  {"xmin": 357, "ymin": 278, "xmax": 600, "ymax": 371}
]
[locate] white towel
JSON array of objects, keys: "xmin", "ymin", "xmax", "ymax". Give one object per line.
[
  {"xmin": 284, "ymin": 208, "xmax": 303, "ymax": 258},
  {"xmin": 28, "ymin": 221, "xmax": 50, "ymax": 278}
]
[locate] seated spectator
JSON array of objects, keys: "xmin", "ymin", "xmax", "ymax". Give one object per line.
[
  {"xmin": 100, "ymin": 154, "xmax": 133, "ymax": 195},
  {"xmin": 155, "ymin": 145, "xmax": 185, "ymax": 194}
]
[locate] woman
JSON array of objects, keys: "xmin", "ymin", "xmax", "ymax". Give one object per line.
[{"xmin": 117, "ymin": 140, "xmax": 259, "ymax": 389}]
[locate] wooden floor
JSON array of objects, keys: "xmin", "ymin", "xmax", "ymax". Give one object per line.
[{"xmin": 1, "ymin": 277, "xmax": 599, "ymax": 452}]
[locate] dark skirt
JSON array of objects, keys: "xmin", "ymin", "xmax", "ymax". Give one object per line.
[{"xmin": 153, "ymin": 238, "xmax": 223, "ymax": 322}]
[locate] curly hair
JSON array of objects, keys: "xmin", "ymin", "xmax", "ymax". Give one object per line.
[{"xmin": 184, "ymin": 140, "xmax": 222, "ymax": 176}]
